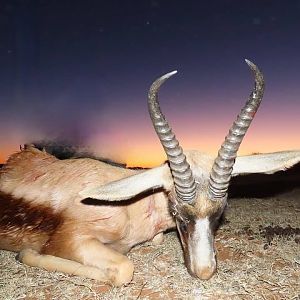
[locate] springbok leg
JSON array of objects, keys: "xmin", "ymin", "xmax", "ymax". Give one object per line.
[{"xmin": 19, "ymin": 240, "xmax": 134, "ymax": 286}]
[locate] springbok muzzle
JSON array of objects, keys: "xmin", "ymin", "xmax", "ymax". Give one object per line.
[
  {"xmin": 187, "ymin": 217, "xmax": 217, "ymax": 280},
  {"xmin": 191, "ymin": 263, "xmax": 217, "ymax": 280}
]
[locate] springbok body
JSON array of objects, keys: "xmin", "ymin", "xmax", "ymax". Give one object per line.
[
  {"xmin": 1, "ymin": 60, "xmax": 300, "ymax": 286},
  {"xmin": 0, "ymin": 147, "xmax": 174, "ymax": 285}
]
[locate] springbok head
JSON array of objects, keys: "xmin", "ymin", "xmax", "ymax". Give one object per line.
[
  {"xmin": 146, "ymin": 59, "xmax": 264, "ymax": 279},
  {"xmin": 79, "ymin": 59, "xmax": 265, "ymax": 279}
]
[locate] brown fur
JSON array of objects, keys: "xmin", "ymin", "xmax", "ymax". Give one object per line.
[
  {"xmin": 0, "ymin": 192, "xmax": 63, "ymax": 252},
  {"xmin": 0, "ymin": 147, "xmax": 223, "ymax": 284},
  {"xmin": 2, "ymin": 146, "xmax": 297, "ymax": 285},
  {"xmin": 0, "ymin": 147, "xmax": 174, "ymax": 285}
]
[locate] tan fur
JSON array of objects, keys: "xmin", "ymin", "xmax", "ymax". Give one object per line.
[
  {"xmin": 0, "ymin": 147, "xmax": 174, "ymax": 286},
  {"xmin": 78, "ymin": 147, "xmax": 300, "ymax": 281},
  {"xmin": 18, "ymin": 248, "xmax": 134, "ymax": 286},
  {"xmin": 1, "ymin": 146, "xmax": 299, "ymax": 285}
]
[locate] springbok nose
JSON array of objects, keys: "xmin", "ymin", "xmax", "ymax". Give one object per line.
[{"xmin": 195, "ymin": 265, "xmax": 216, "ymax": 280}]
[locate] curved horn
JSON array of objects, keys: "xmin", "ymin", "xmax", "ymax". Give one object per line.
[
  {"xmin": 148, "ymin": 71, "xmax": 197, "ymax": 203},
  {"xmin": 209, "ymin": 59, "xmax": 265, "ymax": 200}
]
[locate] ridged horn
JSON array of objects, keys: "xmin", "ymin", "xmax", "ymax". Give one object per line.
[
  {"xmin": 148, "ymin": 71, "xmax": 197, "ymax": 203},
  {"xmin": 208, "ymin": 59, "xmax": 265, "ymax": 200}
]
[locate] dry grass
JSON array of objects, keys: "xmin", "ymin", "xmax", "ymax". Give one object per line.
[{"xmin": 1, "ymin": 189, "xmax": 299, "ymax": 300}]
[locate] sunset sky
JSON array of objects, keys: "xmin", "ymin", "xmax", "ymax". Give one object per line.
[{"xmin": 1, "ymin": 1, "xmax": 300, "ymax": 167}]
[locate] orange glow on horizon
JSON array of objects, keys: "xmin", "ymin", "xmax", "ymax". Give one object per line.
[
  {"xmin": 1, "ymin": 145, "xmax": 20, "ymax": 164},
  {"xmin": 125, "ymin": 139, "xmax": 300, "ymax": 167},
  {"xmin": 1, "ymin": 138, "xmax": 300, "ymax": 168},
  {"xmin": 1, "ymin": 123, "xmax": 300, "ymax": 168}
]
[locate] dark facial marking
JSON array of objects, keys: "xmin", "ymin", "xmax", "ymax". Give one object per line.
[
  {"xmin": 179, "ymin": 221, "xmax": 188, "ymax": 234},
  {"xmin": 175, "ymin": 217, "xmax": 197, "ymax": 277},
  {"xmin": 209, "ymin": 206, "xmax": 226, "ymax": 232}
]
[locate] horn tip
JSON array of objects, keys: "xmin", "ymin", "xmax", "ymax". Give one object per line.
[
  {"xmin": 152, "ymin": 70, "xmax": 178, "ymax": 85},
  {"xmin": 149, "ymin": 70, "xmax": 178, "ymax": 98},
  {"xmin": 244, "ymin": 59, "xmax": 264, "ymax": 82},
  {"xmin": 164, "ymin": 70, "xmax": 178, "ymax": 78},
  {"xmin": 244, "ymin": 59, "xmax": 256, "ymax": 70}
]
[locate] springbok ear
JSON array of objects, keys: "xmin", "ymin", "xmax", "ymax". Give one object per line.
[
  {"xmin": 78, "ymin": 164, "xmax": 173, "ymax": 201},
  {"xmin": 232, "ymin": 150, "xmax": 300, "ymax": 176}
]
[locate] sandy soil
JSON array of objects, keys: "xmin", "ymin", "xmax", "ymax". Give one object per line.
[{"xmin": 0, "ymin": 189, "xmax": 299, "ymax": 300}]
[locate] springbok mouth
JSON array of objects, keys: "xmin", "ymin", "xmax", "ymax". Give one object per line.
[
  {"xmin": 187, "ymin": 266, "xmax": 216, "ymax": 280},
  {"xmin": 187, "ymin": 263, "xmax": 217, "ymax": 280},
  {"xmin": 196, "ymin": 266, "xmax": 216, "ymax": 280}
]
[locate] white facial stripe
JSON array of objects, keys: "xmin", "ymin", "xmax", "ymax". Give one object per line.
[{"xmin": 190, "ymin": 217, "xmax": 215, "ymax": 269}]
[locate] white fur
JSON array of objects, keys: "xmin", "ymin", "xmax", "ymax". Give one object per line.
[
  {"xmin": 233, "ymin": 150, "xmax": 300, "ymax": 175},
  {"xmin": 189, "ymin": 218, "xmax": 216, "ymax": 272}
]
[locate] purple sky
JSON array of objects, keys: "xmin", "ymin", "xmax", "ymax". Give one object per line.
[{"xmin": 1, "ymin": 1, "xmax": 300, "ymax": 166}]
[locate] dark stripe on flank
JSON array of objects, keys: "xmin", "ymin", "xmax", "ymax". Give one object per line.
[{"xmin": 0, "ymin": 191, "xmax": 63, "ymax": 235}]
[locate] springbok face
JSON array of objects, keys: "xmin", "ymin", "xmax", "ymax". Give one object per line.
[
  {"xmin": 79, "ymin": 59, "xmax": 265, "ymax": 280},
  {"xmin": 170, "ymin": 188, "xmax": 226, "ymax": 279},
  {"xmin": 147, "ymin": 59, "xmax": 265, "ymax": 279}
]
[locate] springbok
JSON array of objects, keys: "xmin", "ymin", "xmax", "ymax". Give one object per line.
[{"xmin": 1, "ymin": 60, "xmax": 300, "ymax": 286}]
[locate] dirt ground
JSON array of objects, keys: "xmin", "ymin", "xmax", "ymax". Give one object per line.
[{"xmin": 0, "ymin": 189, "xmax": 299, "ymax": 300}]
